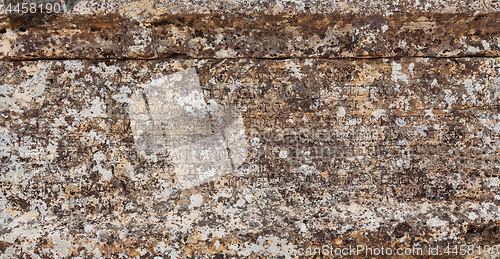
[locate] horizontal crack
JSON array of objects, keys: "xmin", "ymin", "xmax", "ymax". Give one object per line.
[{"xmin": 1, "ymin": 55, "xmax": 500, "ymax": 61}]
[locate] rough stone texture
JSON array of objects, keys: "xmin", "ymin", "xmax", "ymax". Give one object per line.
[
  {"xmin": 0, "ymin": 1, "xmax": 500, "ymax": 59},
  {"xmin": 1, "ymin": 1, "xmax": 500, "ymax": 258},
  {"xmin": 1, "ymin": 58, "xmax": 500, "ymax": 258}
]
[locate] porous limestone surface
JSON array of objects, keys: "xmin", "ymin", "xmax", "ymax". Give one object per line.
[
  {"xmin": 1, "ymin": 0, "xmax": 500, "ymax": 258},
  {"xmin": 1, "ymin": 58, "xmax": 500, "ymax": 258},
  {"xmin": 0, "ymin": 1, "xmax": 499, "ymax": 59}
]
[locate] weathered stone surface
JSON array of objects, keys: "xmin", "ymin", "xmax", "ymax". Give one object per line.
[
  {"xmin": 0, "ymin": 1, "xmax": 500, "ymax": 59},
  {"xmin": 2, "ymin": 0, "xmax": 500, "ymax": 258},
  {"xmin": 1, "ymin": 57, "xmax": 500, "ymax": 257}
]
